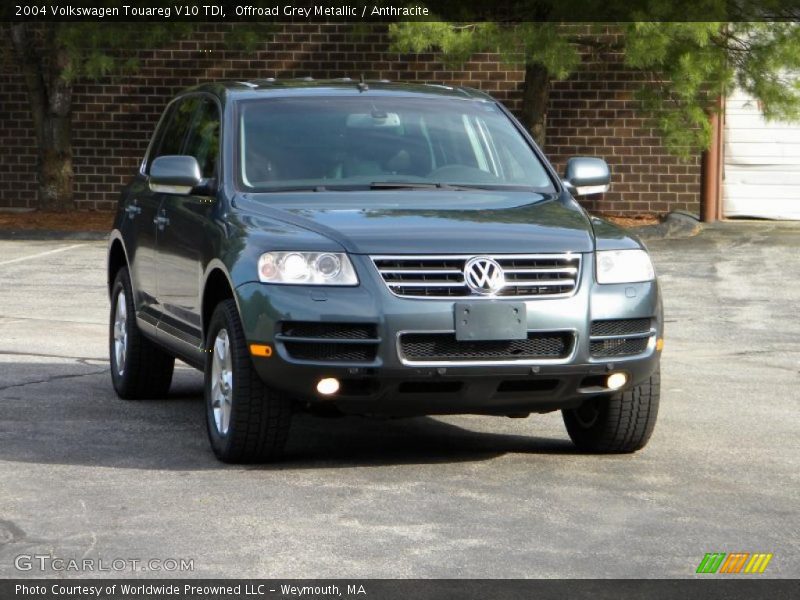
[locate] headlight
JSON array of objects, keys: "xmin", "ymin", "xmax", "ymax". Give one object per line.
[
  {"xmin": 257, "ymin": 252, "xmax": 358, "ymax": 285},
  {"xmin": 596, "ymin": 249, "xmax": 655, "ymax": 284}
]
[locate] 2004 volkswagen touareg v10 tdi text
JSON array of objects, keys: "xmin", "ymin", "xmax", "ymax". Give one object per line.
[{"xmin": 107, "ymin": 80, "xmax": 663, "ymax": 463}]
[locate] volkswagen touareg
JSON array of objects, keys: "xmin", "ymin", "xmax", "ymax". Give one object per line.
[{"xmin": 107, "ymin": 80, "xmax": 663, "ymax": 463}]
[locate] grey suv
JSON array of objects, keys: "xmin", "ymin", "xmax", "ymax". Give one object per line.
[{"xmin": 107, "ymin": 80, "xmax": 663, "ymax": 463}]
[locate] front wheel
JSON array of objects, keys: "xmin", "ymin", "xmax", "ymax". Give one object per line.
[
  {"xmin": 204, "ymin": 299, "xmax": 293, "ymax": 463},
  {"xmin": 562, "ymin": 369, "xmax": 660, "ymax": 453}
]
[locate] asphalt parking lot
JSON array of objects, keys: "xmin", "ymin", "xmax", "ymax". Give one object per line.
[{"xmin": 0, "ymin": 222, "xmax": 798, "ymax": 579}]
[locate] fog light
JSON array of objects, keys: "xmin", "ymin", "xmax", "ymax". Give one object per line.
[
  {"xmin": 606, "ymin": 372, "xmax": 628, "ymax": 390},
  {"xmin": 316, "ymin": 378, "xmax": 340, "ymax": 396}
]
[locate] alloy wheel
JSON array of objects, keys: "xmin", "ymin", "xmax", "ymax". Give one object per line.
[
  {"xmin": 210, "ymin": 329, "xmax": 233, "ymax": 435},
  {"xmin": 113, "ymin": 290, "xmax": 128, "ymax": 376}
]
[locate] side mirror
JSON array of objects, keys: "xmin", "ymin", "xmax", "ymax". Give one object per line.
[
  {"xmin": 149, "ymin": 155, "xmax": 202, "ymax": 194},
  {"xmin": 563, "ymin": 157, "xmax": 611, "ymax": 196}
]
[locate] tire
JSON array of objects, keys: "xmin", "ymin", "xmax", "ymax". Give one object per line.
[
  {"xmin": 562, "ymin": 369, "xmax": 660, "ymax": 453},
  {"xmin": 204, "ymin": 299, "xmax": 293, "ymax": 463},
  {"xmin": 109, "ymin": 267, "xmax": 175, "ymax": 399}
]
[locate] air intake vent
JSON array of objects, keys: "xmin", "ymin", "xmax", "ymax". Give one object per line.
[
  {"xmin": 590, "ymin": 318, "xmax": 651, "ymax": 337},
  {"xmin": 399, "ymin": 331, "xmax": 574, "ymax": 363},
  {"xmin": 281, "ymin": 322, "xmax": 377, "ymax": 340},
  {"xmin": 277, "ymin": 321, "xmax": 379, "ymax": 363},
  {"xmin": 589, "ymin": 318, "xmax": 653, "ymax": 358},
  {"xmin": 590, "ymin": 337, "xmax": 650, "ymax": 357}
]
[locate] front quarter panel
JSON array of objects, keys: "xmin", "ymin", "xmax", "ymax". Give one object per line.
[
  {"xmin": 589, "ymin": 214, "xmax": 664, "ymax": 355},
  {"xmin": 590, "ymin": 216, "xmax": 647, "ymax": 251},
  {"xmin": 222, "ymin": 199, "xmax": 350, "ymax": 291}
]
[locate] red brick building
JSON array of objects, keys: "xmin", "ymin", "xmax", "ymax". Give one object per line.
[{"xmin": 0, "ymin": 23, "xmax": 701, "ymax": 215}]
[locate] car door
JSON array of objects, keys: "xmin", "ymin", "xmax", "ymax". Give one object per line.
[
  {"xmin": 156, "ymin": 95, "xmax": 221, "ymax": 354},
  {"xmin": 125, "ymin": 100, "xmax": 191, "ymax": 327}
]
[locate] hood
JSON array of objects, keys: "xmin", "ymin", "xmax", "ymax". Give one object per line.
[{"xmin": 235, "ymin": 190, "xmax": 594, "ymax": 254}]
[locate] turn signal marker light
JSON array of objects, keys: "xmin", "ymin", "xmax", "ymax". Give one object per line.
[{"xmin": 249, "ymin": 344, "xmax": 273, "ymax": 357}]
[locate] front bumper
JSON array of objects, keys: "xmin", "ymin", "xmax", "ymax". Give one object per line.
[{"xmin": 235, "ymin": 254, "xmax": 663, "ymax": 416}]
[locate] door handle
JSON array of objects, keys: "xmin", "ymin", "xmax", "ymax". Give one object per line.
[
  {"xmin": 125, "ymin": 204, "xmax": 141, "ymax": 219},
  {"xmin": 153, "ymin": 215, "xmax": 170, "ymax": 230}
]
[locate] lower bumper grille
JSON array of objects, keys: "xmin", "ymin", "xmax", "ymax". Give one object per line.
[
  {"xmin": 278, "ymin": 321, "xmax": 379, "ymax": 363},
  {"xmin": 283, "ymin": 342, "xmax": 377, "ymax": 362},
  {"xmin": 590, "ymin": 337, "xmax": 650, "ymax": 357},
  {"xmin": 399, "ymin": 332, "xmax": 574, "ymax": 363},
  {"xmin": 589, "ymin": 318, "xmax": 653, "ymax": 358},
  {"xmin": 590, "ymin": 318, "xmax": 651, "ymax": 337}
]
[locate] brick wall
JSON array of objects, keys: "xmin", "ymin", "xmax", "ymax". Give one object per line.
[
  {"xmin": 547, "ymin": 37, "xmax": 701, "ymax": 215},
  {"xmin": 0, "ymin": 23, "xmax": 700, "ymax": 215}
]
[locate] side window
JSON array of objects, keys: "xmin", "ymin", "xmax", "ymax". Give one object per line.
[
  {"xmin": 146, "ymin": 97, "xmax": 200, "ymax": 173},
  {"xmin": 183, "ymin": 97, "xmax": 220, "ymax": 179},
  {"xmin": 145, "ymin": 104, "xmax": 174, "ymax": 172}
]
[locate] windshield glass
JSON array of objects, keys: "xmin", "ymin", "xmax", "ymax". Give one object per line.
[{"xmin": 237, "ymin": 96, "xmax": 555, "ymax": 192}]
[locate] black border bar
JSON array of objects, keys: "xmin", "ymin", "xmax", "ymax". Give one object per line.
[
  {"xmin": 2, "ymin": 579, "xmax": 800, "ymax": 600},
  {"xmin": 3, "ymin": 0, "xmax": 800, "ymax": 22}
]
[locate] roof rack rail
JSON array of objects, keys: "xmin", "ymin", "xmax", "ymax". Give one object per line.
[{"xmin": 237, "ymin": 81, "xmax": 258, "ymax": 88}]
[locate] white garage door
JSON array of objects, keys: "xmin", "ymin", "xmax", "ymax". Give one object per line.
[{"xmin": 724, "ymin": 88, "xmax": 800, "ymax": 219}]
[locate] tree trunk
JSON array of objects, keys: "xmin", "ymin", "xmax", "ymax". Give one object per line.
[
  {"xmin": 520, "ymin": 62, "xmax": 551, "ymax": 148},
  {"xmin": 9, "ymin": 23, "xmax": 74, "ymax": 211}
]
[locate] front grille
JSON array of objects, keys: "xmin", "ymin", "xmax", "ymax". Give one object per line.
[
  {"xmin": 590, "ymin": 318, "xmax": 651, "ymax": 337},
  {"xmin": 278, "ymin": 321, "xmax": 379, "ymax": 363},
  {"xmin": 399, "ymin": 332, "xmax": 574, "ymax": 363},
  {"xmin": 590, "ymin": 337, "xmax": 649, "ymax": 357},
  {"xmin": 372, "ymin": 254, "xmax": 581, "ymax": 298}
]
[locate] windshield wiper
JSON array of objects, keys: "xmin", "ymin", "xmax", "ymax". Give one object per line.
[
  {"xmin": 369, "ymin": 181, "xmax": 467, "ymax": 191},
  {"xmin": 368, "ymin": 181, "xmax": 546, "ymax": 192},
  {"xmin": 257, "ymin": 185, "xmax": 331, "ymax": 193}
]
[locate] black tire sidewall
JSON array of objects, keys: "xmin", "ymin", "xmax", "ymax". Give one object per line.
[
  {"xmin": 564, "ymin": 395, "xmax": 609, "ymax": 448},
  {"xmin": 563, "ymin": 367, "xmax": 660, "ymax": 453}
]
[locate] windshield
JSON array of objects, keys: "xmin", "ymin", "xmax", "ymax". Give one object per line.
[{"xmin": 237, "ymin": 96, "xmax": 555, "ymax": 192}]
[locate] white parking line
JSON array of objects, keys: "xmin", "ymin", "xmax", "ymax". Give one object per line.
[{"xmin": 0, "ymin": 243, "xmax": 86, "ymax": 266}]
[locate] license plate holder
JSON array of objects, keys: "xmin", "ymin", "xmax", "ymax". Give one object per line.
[{"xmin": 454, "ymin": 302, "xmax": 527, "ymax": 341}]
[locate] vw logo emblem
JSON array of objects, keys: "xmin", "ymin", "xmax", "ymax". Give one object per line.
[{"xmin": 464, "ymin": 257, "xmax": 505, "ymax": 295}]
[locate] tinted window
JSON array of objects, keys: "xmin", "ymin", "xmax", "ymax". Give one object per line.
[
  {"xmin": 237, "ymin": 96, "xmax": 554, "ymax": 192},
  {"xmin": 183, "ymin": 97, "xmax": 220, "ymax": 179},
  {"xmin": 147, "ymin": 97, "xmax": 199, "ymax": 172}
]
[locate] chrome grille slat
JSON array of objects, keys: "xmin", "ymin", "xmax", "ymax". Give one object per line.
[
  {"xmin": 387, "ymin": 281, "xmax": 465, "ymax": 287},
  {"xmin": 380, "ymin": 268, "xmax": 464, "ymax": 275},
  {"xmin": 501, "ymin": 279, "xmax": 573, "ymax": 286},
  {"xmin": 503, "ymin": 267, "xmax": 578, "ymax": 274},
  {"xmin": 372, "ymin": 254, "xmax": 581, "ymax": 299}
]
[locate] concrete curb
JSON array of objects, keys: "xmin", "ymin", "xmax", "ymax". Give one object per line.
[{"xmin": 630, "ymin": 211, "xmax": 704, "ymax": 241}]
